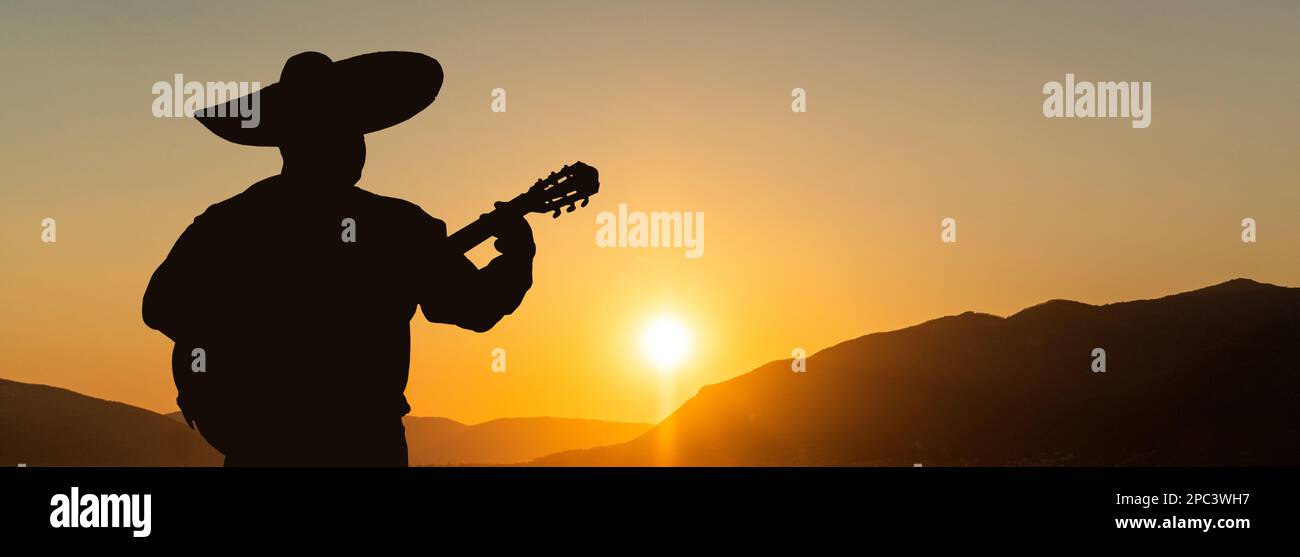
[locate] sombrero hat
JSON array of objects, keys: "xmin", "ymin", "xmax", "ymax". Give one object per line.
[{"xmin": 196, "ymin": 51, "xmax": 443, "ymax": 146}]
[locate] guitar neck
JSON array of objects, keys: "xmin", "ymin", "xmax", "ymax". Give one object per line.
[
  {"xmin": 445, "ymin": 161, "xmax": 599, "ymax": 254},
  {"xmin": 446, "ymin": 192, "xmax": 528, "ymax": 254}
]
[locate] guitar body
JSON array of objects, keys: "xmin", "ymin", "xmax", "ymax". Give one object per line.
[{"xmin": 171, "ymin": 341, "xmax": 238, "ymax": 454}]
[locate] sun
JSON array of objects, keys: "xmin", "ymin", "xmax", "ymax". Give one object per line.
[{"xmin": 640, "ymin": 314, "xmax": 692, "ymax": 373}]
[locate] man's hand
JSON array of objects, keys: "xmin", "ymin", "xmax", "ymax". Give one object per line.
[{"xmin": 488, "ymin": 201, "xmax": 536, "ymax": 257}]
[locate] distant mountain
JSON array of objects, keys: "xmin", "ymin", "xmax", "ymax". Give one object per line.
[
  {"xmin": 0, "ymin": 378, "xmax": 221, "ymax": 466},
  {"xmin": 402, "ymin": 416, "xmax": 651, "ymax": 465},
  {"xmin": 0, "ymin": 375, "xmax": 646, "ymax": 467},
  {"xmin": 162, "ymin": 412, "xmax": 649, "ymax": 466},
  {"xmin": 536, "ymin": 279, "xmax": 1300, "ymax": 466}
]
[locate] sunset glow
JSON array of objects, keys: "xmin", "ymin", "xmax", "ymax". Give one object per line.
[{"xmin": 1, "ymin": 2, "xmax": 1297, "ymax": 429}]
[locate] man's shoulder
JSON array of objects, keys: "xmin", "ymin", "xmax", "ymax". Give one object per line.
[
  {"xmin": 353, "ymin": 188, "xmax": 446, "ymax": 233},
  {"xmin": 193, "ymin": 176, "xmax": 278, "ymax": 222},
  {"xmin": 188, "ymin": 180, "xmax": 447, "ymax": 237}
]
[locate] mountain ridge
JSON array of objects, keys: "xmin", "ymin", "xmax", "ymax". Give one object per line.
[
  {"xmin": 0, "ymin": 377, "xmax": 222, "ymax": 466},
  {"xmin": 535, "ymin": 277, "xmax": 1300, "ymax": 466}
]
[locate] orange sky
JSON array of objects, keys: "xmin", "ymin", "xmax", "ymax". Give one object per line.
[{"xmin": 2, "ymin": 1, "xmax": 1298, "ymax": 424}]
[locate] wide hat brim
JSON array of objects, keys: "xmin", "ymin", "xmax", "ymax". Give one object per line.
[{"xmin": 196, "ymin": 51, "xmax": 443, "ymax": 146}]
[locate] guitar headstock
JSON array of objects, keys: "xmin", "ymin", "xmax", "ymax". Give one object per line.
[{"xmin": 523, "ymin": 161, "xmax": 600, "ymax": 218}]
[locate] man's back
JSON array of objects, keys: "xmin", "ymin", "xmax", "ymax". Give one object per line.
[{"xmin": 144, "ymin": 176, "xmax": 479, "ymax": 465}]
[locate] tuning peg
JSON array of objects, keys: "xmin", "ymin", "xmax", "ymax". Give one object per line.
[
  {"xmin": 552, "ymin": 208, "xmax": 561, "ymax": 218},
  {"xmin": 566, "ymin": 203, "xmax": 576, "ymax": 213},
  {"xmin": 580, "ymin": 197, "xmax": 589, "ymax": 207}
]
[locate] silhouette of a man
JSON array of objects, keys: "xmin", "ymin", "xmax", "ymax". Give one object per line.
[{"xmin": 143, "ymin": 52, "xmax": 534, "ymax": 466}]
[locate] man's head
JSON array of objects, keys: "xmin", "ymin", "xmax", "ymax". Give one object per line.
[
  {"xmin": 273, "ymin": 52, "xmax": 368, "ymax": 186},
  {"xmin": 278, "ymin": 132, "xmax": 366, "ymax": 188}
]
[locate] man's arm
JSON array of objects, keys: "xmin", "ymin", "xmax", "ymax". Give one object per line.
[{"xmin": 415, "ymin": 209, "xmax": 534, "ymax": 332}]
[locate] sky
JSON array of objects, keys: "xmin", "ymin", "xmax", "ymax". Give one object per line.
[{"xmin": 1, "ymin": 0, "xmax": 1298, "ymax": 424}]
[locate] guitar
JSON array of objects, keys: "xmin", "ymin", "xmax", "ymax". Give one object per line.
[{"xmin": 447, "ymin": 161, "xmax": 600, "ymax": 253}]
